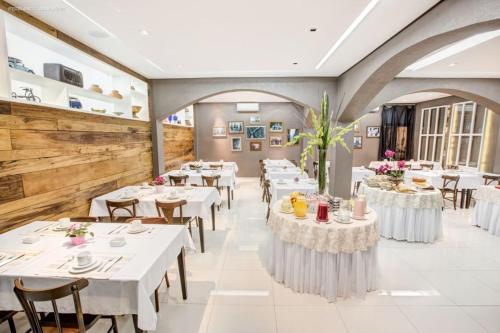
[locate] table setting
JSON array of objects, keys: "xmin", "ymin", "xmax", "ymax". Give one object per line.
[
  {"xmin": 263, "ymin": 158, "xmax": 296, "ymax": 168},
  {"xmin": 266, "ymin": 192, "xmax": 379, "ymax": 301},
  {"xmin": 182, "ymin": 160, "xmax": 239, "ymax": 173},
  {"xmin": 472, "ymin": 185, "xmax": 500, "ymax": 236},
  {"xmin": 270, "ymin": 178, "xmax": 318, "ymax": 205},
  {"xmin": 0, "ymin": 221, "xmax": 194, "ymax": 331}
]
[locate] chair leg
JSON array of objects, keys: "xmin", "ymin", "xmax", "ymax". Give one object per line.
[
  {"xmin": 8, "ymin": 317, "xmax": 16, "ymax": 333},
  {"xmin": 165, "ymin": 273, "xmax": 170, "ymax": 288},
  {"xmin": 453, "ymin": 190, "xmax": 457, "ymax": 210},
  {"xmin": 155, "ymin": 288, "xmax": 160, "ymax": 312},
  {"xmin": 111, "ymin": 315, "xmax": 118, "ymax": 333}
]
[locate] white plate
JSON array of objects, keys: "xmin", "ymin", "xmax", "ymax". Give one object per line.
[
  {"xmin": 127, "ymin": 227, "xmax": 147, "ymax": 234},
  {"xmin": 70, "ymin": 257, "xmax": 99, "ymax": 270},
  {"xmin": 53, "ymin": 225, "xmax": 69, "ymax": 231},
  {"xmin": 69, "ymin": 259, "xmax": 102, "ymax": 274},
  {"xmin": 334, "ymin": 218, "xmax": 353, "ymax": 224},
  {"xmin": 279, "ymin": 209, "xmax": 294, "ymax": 214},
  {"xmin": 184, "ymin": 187, "xmax": 195, "ymax": 191}
]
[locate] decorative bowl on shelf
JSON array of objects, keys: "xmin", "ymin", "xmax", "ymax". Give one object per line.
[
  {"xmin": 132, "ymin": 105, "xmax": 142, "ymax": 118},
  {"xmin": 109, "ymin": 90, "xmax": 123, "ymax": 99},
  {"xmin": 89, "ymin": 84, "xmax": 103, "ymax": 94},
  {"xmin": 91, "ymin": 107, "xmax": 106, "ymax": 114},
  {"xmin": 113, "ymin": 111, "xmax": 124, "ymax": 117}
]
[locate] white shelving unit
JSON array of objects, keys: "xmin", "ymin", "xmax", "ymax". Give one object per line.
[{"xmin": 0, "ymin": 11, "xmax": 149, "ymax": 121}]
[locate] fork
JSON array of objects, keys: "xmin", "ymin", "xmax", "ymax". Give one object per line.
[{"xmin": 98, "ymin": 257, "xmax": 115, "ymax": 272}]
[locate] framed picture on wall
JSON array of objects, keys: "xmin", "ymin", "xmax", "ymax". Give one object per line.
[
  {"xmin": 212, "ymin": 127, "xmax": 227, "ymax": 137},
  {"xmin": 231, "ymin": 137, "xmax": 242, "ymax": 151},
  {"xmin": 287, "ymin": 128, "xmax": 300, "ymax": 144},
  {"xmin": 249, "ymin": 115, "xmax": 261, "ymax": 124},
  {"xmin": 269, "ymin": 121, "xmax": 284, "ymax": 132},
  {"xmin": 246, "ymin": 125, "xmax": 266, "ymax": 140},
  {"xmin": 353, "ymin": 123, "xmax": 360, "ymax": 132},
  {"xmin": 228, "ymin": 121, "xmax": 244, "ymax": 134},
  {"xmin": 353, "ymin": 136, "xmax": 363, "ymax": 149},
  {"xmin": 366, "ymin": 126, "xmax": 381, "ymax": 138},
  {"xmin": 269, "ymin": 136, "xmax": 283, "ymax": 147},
  {"xmin": 249, "ymin": 141, "xmax": 262, "ymax": 151}
]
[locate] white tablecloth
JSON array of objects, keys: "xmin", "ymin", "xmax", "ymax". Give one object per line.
[
  {"xmin": 270, "ymin": 179, "xmax": 318, "ymax": 205},
  {"xmin": 90, "ymin": 186, "xmax": 221, "ymax": 222},
  {"xmin": 352, "ymin": 167, "xmax": 375, "ymax": 183},
  {"xmin": 359, "ymin": 184, "xmax": 443, "ymax": 243},
  {"xmin": 263, "ymin": 159, "xmax": 296, "ymax": 168},
  {"xmin": 265, "ymin": 202, "xmax": 379, "ymax": 301},
  {"xmin": 163, "ymin": 169, "xmax": 236, "ymax": 190},
  {"xmin": 182, "ymin": 161, "xmax": 239, "ymax": 173},
  {"xmin": 472, "ymin": 186, "xmax": 500, "ymax": 236},
  {"xmin": 368, "ymin": 160, "xmax": 441, "ymax": 170},
  {"xmin": 0, "ymin": 221, "xmax": 194, "ymax": 331},
  {"xmin": 404, "ymin": 170, "xmax": 483, "ymax": 190},
  {"xmin": 265, "ymin": 167, "xmax": 308, "ymax": 181}
]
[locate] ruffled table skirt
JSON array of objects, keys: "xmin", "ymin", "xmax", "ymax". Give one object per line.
[
  {"xmin": 266, "ymin": 234, "xmax": 378, "ymax": 302},
  {"xmin": 473, "ymin": 200, "xmax": 500, "ymax": 236},
  {"xmin": 372, "ymin": 204, "xmax": 443, "ymax": 242}
]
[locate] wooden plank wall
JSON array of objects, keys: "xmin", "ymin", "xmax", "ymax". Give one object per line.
[
  {"xmin": 0, "ymin": 101, "xmax": 153, "ymax": 232},
  {"xmin": 163, "ymin": 123, "xmax": 194, "ymax": 171}
]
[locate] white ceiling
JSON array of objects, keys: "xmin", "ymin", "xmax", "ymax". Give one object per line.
[
  {"xmin": 389, "ymin": 92, "xmax": 450, "ymax": 104},
  {"xmin": 399, "ymin": 35, "xmax": 500, "ymax": 78},
  {"xmin": 7, "ymin": 0, "xmax": 439, "ymax": 79},
  {"xmin": 199, "ymin": 91, "xmax": 290, "ymax": 103}
]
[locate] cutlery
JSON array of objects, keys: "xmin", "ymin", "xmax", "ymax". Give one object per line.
[
  {"xmin": 98, "ymin": 257, "xmax": 115, "ymax": 272},
  {"xmin": 104, "ymin": 256, "xmax": 123, "ymax": 272},
  {"xmin": 114, "ymin": 225, "xmax": 127, "ymax": 235},
  {"xmin": 108, "ymin": 225, "xmax": 125, "ymax": 235},
  {"xmin": 0, "ymin": 254, "xmax": 25, "ymax": 268},
  {"xmin": 57, "ymin": 256, "xmax": 74, "ymax": 269},
  {"xmin": 33, "ymin": 224, "xmax": 53, "ymax": 233}
]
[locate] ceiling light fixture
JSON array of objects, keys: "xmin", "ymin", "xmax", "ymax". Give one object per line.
[
  {"xmin": 407, "ymin": 29, "xmax": 500, "ymax": 71},
  {"xmin": 448, "ymin": 62, "xmax": 457, "ymax": 67},
  {"xmin": 62, "ymin": 0, "xmax": 115, "ymax": 38},
  {"xmin": 315, "ymin": 0, "xmax": 379, "ymax": 70},
  {"xmin": 140, "ymin": 29, "xmax": 149, "ymax": 36},
  {"xmin": 146, "ymin": 58, "xmax": 165, "ymax": 72}
]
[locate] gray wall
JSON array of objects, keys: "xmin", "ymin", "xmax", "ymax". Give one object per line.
[
  {"xmin": 194, "ymin": 102, "xmax": 304, "ymax": 177},
  {"xmin": 352, "ymin": 112, "xmax": 381, "ymax": 167}
]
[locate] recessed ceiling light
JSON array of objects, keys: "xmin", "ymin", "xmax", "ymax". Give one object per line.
[
  {"xmin": 140, "ymin": 29, "xmax": 149, "ymax": 36},
  {"xmin": 309, "ymin": 28, "xmax": 317, "ymax": 32},
  {"xmin": 89, "ymin": 30, "xmax": 109, "ymax": 38},
  {"xmin": 448, "ymin": 62, "xmax": 457, "ymax": 67},
  {"xmin": 315, "ymin": 0, "xmax": 379, "ymax": 69}
]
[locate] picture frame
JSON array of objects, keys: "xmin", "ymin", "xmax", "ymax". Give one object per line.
[
  {"xmin": 228, "ymin": 121, "xmax": 244, "ymax": 134},
  {"xmin": 231, "ymin": 137, "xmax": 242, "ymax": 151},
  {"xmin": 287, "ymin": 128, "xmax": 300, "ymax": 144},
  {"xmin": 269, "ymin": 121, "xmax": 284, "ymax": 133},
  {"xmin": 245, "ymin": 125, "xmax": 266, "ymax": 140},
  {"xmin": 353, "ymin": 136, "xmax": 363, "ymax": 149},
  {"xmin": 249, "ymin": 115, "xmax": 261, "ymax": 124},
  {"xmin": 269, "ymin": 136, "xmax": 283, "ymax": 148},
  {"xmin": 366, "ymin": 126, "xmax": 381, "ymax": 138},
  {"xmin": 212, "ymin": 126, "xmax": 227, "ymax": 137},
  {"xmin": 249, "ymin": 141, "xmax": 262, "ymax": 151},
  {"xmin": 353, "ymin": 123, "xmax": 360, "ymax": 132}
]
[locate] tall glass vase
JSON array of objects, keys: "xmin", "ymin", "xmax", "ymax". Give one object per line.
[{"xmin": 318, "ymin": 148, "xmax": 328, "ymax": 195}]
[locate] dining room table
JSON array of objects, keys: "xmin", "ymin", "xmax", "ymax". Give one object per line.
[
  {"xmin": 269, "ymin": 178, "xmax": 318, "ymax": 205},
  {"xmin": 359, "ymin": 183, "xmax": 443, "ymax": 243},
  {"xmin": 368, "ymin": 160, "xmax": 441, "ymax": 170},
  {"xmin": 265, "ymin": 166, "xmax": 309, "ymax": 181},
  {"xmin": 0, "ymin": 221, "xmax": 194, "ymax": 332},
  {"xmin": 263, "ymin": 159, "xmax": 296, "ymax": 168},
  {"xmin": 89, "ymin": 185, "xmax": 222, "ymax": 252},
  {"xmin": 182, "ymin": 161, "xmax": 239, "ymax": 173},
  {"xmin": 472, "ymin": 185, "xmax": 500, "ymax": 236},
  {"xmin": 164, "ymin": 169, "xmax": 236, "ymax": 209},
  {"xmin": 266, "ymin": 201, "xmax": 379, "ymax": 301}
]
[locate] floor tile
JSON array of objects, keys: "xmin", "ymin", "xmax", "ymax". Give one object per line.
[
  {"xmin": 461, "ymin": 306, "xmax": 500, "ymax": 333},
  {"xmin": 338, "ymin": 306, "xmax": 418, "ymax": 333},
  {"xmin": 275, "ymin": 306, "xmax": 347, "ymax": 333},
  {"xmin": 207, "ymin": 305, "xmax": 276, "ymax": 333}
]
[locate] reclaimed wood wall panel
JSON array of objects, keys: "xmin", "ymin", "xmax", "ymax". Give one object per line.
[
  {"xmin": 163, "ymin": 124, "xmax": 195, "ymax": 171},
  {"xmin": 0, "ymin": 101, "xmax": 153, "ymax": 232}
]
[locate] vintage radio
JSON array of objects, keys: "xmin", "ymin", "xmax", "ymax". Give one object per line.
[{"xmin": 43, "ymin": 63, "xmax": 84, "ymax": 88}]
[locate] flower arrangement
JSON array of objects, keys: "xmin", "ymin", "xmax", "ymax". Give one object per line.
[
  {"xmin": 65, "ymin": 223, "xmax": 94, "ymax": 245},
  {"xmin": 152, "ymin": 176, "xmax": 165, "ymax": 186},
  {"xmin": 286, "ymin": 92, "xmax": 361, "ymax": 194},
  {"xmin": 376, "ymin": 149, "xmax": 405, "ymax": 179}
]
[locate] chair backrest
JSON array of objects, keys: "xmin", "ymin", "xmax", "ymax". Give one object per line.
[
  {"xmin": 209, "ymin": 164, "xmax": 223, "ymax": 170},
  {"xmin": 441, "ymin": 175, "xmax": 460, "ymax": 191},
  {"xmin": 313, "ymin": 161, "xmax": 319, "ymax": 179},
  {"xmin": 290, "ymin": 160, "xmax": 298, "ymax": 167},
  {"xmin": 420, "ymin": 163, "xmax": 434, "ymax": 170},
  {"xmin": 483, "ymin": 174, "xmax": 500, "ymax": 185},
  {"xmin": 105, "ymin": 198, "xmax": 139, "ymax": 221},
  {"xmin": 447, "ymin": 165, "xmax": 459, "ymax": 170},
  {"xmin": 189, "ymin": 164, "xmax": 197, "ymax": 170},
  {"xmin": 202, "ymin": 174, "xmax": 221, "ymax": 187},
  {"xmin": 155, "ymin": 199, "xmax": 187, "ymax": 223},
  {"xmin": 169, "ymin": 175, "xmax": 188, "ymax": 185},
  {"xmin": 125, "ymin": 217, "xmax": 168, "ymax": 224},
  {"xmin": 14, "ymin": 278, "xmax": 89, "ymax": 333},
  {"xmin": 69, "ymin": 217, "xmax": 99, "ymax": 223},
  {"xmin": 263, "ymin": 180, "xmax": 271, "ymax": 203}
]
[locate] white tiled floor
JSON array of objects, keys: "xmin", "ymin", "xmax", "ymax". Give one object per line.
[{"xmin": 5, "ymin": 177, "xmax": 500, "ymax": 332}]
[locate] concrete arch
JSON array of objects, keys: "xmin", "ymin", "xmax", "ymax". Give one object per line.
[
  {"xmin": 151, "ymin": 77, "xmax": 337, "ymax": 120},
  {"xmin": 366, "ymin": 78, "xmax": 500, "ymax": 113},
  {"xmin": 338, "ymin": 0, "xmax": 500, "ymax": 121}
]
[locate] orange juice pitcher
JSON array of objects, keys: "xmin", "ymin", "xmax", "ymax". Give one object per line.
[{"xmin": 293, "ymin": 196, "xmax": 308, "ymax": 218}]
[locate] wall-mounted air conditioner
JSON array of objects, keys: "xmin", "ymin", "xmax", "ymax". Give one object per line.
[{"xmin": 236, "ymin": 103, "xmax": 259, "ymax": 112}]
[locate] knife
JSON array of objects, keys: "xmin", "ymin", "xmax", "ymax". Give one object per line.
[
  {"xmin": 0, "ymin": 254, "xmax": 25, "ymax": 268},
  {"xmin": 104, "ymin": 256, "xmax": 123, "ymax": 272}
]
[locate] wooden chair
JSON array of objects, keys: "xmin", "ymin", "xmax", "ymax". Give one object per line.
[
  {"xmin": 209, "ymin": 164, "xmax": 223, "ymax": 170},
  {"xmin": 263, "ymin": 181, "xmax": 272, "ymax": 222},
  {"xmin": 483, "ymin": 174, "xmax": 500, "ymax": 185},
  {"xmin": 447, "ymin": 165, "xmax": 459, "ymax": 170},
  {"xmin": 290, "ymin": 160, "xmax": 298, "ymax": 167},
  {"xmin": 169, "ymin": 174, "xmax": 189, "ymax": 186},
  {"xmin": 105, "ymin": 198, "xmax": 139, "ymax": 222},
  {"xmin": 13, "ymin": 278, "xmax": 118, "ymax": 333},
  {"xmin": 440, "ymin": 175, "xmax": 460, "ymax": 210},
  {"xmin": 189, "ymin": 164, "xmax": 198, "ymax": 170},
  {"xmin": 202, "ymin": 174, "xmax": 222, "ymax": 210},
  {"xmin": 69, "ymin": 217, "xmax": 99, "ymax": 223},
  {"xmin": 313, "ymin": 161, "xmax": 319, "ymax": 179},
  {"xmin": 0, "ymin": 311, "xmax": 17, "ymax": 333},
  {"xmin": 420, "ymin": 163, "xmax": 434, "ymax": 170}
]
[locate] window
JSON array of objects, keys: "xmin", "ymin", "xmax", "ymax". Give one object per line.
[{"xmin": 417, "ymin": 105, "xmax": 449, "ymax": 163}]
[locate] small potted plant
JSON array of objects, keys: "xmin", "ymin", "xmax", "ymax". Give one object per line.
[
  {"xmin": 152, "ymin": 176, "xmax": 165, "ymax": 193},
  {"xmin": 65, "ymin": 223, "xmax": 94, "ymax": 246},
  {"xmin": 377, "ymin": 149, "xmax": 406, "ymax": 185}
]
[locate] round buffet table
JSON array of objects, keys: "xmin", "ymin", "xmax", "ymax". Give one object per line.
[
  {"xmin": 266, "ymin": 202, "xmax": 379, "ymax": 302},
  {"xmin": 472, "ymin": 186, "xmax": 500, "ymax": 236},
  {"xmin": 359, "ymin": 184, "xmax": 443, "ymax": 243}
]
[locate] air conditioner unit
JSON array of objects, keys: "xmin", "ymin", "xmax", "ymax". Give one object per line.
[{"xmin": 236, "ymin": 103, "xmax": 259, "ymax": 112}]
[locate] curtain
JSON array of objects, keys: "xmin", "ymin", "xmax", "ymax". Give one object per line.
[{"xmin": 378, "ymin": 105, "xmax": 415, "ymax": 160}]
